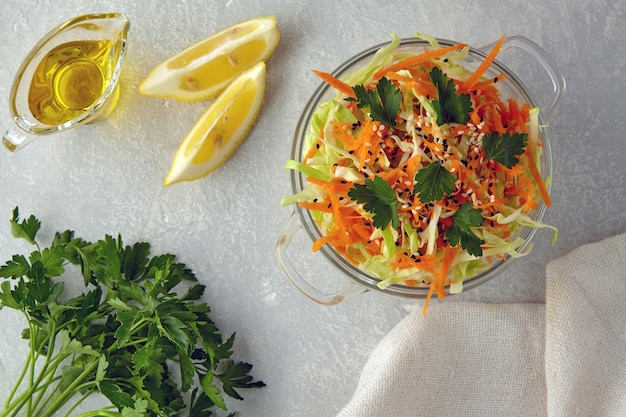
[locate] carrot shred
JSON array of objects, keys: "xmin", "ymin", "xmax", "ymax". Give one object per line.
[
  {"xmin": 312, "ymin": 70, "xmax": 355, "ymax": 98},
  {"xmin": 312, "ymin": 236, "xmax": 328, "ymax": 252},
  {"xmin": 525, "ymin": 143, "xmax": 552, "ymax": 207},
  {"xmin": 461, "ymin": 35, "xmax": 506, "ymax": 91},
  {"xmin": 422, "ymin": 246, "xmax": 459, "ymax": 316},
  {"xmin": 303, "ymin": 138, "xmax": 323, "ymax": 161},
  {"xmin": 373, "ymin": 43, "xmax": 467, "ymax": 79}
]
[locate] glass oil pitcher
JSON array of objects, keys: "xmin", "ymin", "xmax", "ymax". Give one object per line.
[{"xmin": 2, "ymin": 13, "xmax": 130, "ymax": 152}]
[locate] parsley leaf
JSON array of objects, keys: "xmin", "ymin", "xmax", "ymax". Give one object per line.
[
  {"xmin": 445, "ymin": 202, "xmax": 486, "ymax": 257},
  {"xmin": 347, "ymin": 77, "xmax": 401, "ymax": 127},
  {"xmin": 348, "ymin": 176, "xmax": 399, "ymax": 230},
  {"xmin": 482, "ymin": 132, "xmax": 528, "ymax": 168},
  {"xmin": 217, "ymin": 360, "xmax": 268, "ymax": 401},
  {"xmin": 10, "ymin": 206, "xmax": 41, "ymax": 245},
  {"xmin": 413, "ymin": 162, "xmax": 457, "ymax": 202},
  {"xmin": 429, "ymin": 67, "xmax": 473, "ymax": 125}
]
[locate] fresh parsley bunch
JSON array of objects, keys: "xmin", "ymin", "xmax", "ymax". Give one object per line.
[{"xmin": 0, "ymin": 208, "xmax": 264, "ymax": 417}]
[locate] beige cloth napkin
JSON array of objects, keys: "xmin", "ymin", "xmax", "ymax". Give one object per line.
[{"xmin": 336, "ymin": 233, "xmax": 626, "ymax": 417}]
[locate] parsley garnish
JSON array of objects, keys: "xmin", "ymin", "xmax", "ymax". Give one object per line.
[
  {"xmin": 482, "ymin": 132, "xmax": 528, "ymax": 168},
  {"xmin": 429, "ymin": 67, "xmax": 473, "ymax": 126},
  {"xmin": 413, "ymin": 162, "xmax": 457, "ymax": 202},
  {"xmin": 348, "ymin": 176, "xmax": 399, "ymax": 229},
  {"xmin": 347, "ymin": 77, "xmax": 401, "ymax": 127},
  {"xmin": 0, "ymin": 207, "xmax": 265, "ymax": 417},
  {"xmin": 445, "ymin": 202, "xmax": 486, "ymax": 257}
]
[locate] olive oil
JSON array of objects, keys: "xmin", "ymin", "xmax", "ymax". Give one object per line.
[{"xmin": 27, "ymin": 40, "xmax": 116, "ymax": 125}]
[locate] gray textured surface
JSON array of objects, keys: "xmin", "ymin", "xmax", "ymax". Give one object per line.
[{"xmin": 0, "ymin": 0, "xmax": 624, "ymax": 416}]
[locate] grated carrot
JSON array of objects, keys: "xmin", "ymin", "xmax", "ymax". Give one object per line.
[
  {"xmin": 373, "ymin": 43, "xmax": 467, "ymax": 79},
  {"xmin": 422, "ymin": 246, "xmax": 459, "ymax": 315},
  {"xmin": 312, "ymin": 69, "xmax": 355, "ymax": 98},
  {"xmin": 461, "ymin": 35, "xmax": 506, "ymax": 91}
]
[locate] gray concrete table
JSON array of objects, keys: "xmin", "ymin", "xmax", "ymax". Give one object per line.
[{"xmin": 0, "ymin": 1, "xmax": 624, "ymax": 416}]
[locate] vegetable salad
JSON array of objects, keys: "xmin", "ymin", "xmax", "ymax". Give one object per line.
[{"xmin": 282, "ymin": 34, "xmax": 557, "ymax": 311}]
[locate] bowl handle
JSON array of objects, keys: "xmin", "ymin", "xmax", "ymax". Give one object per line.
[
  {"xmin": 480, "ymin": 35, "xmax": 566, "ymax": 122},
  {"xmin": 276, "ymin": 211, "xmax": 367, "ymax": 305}
]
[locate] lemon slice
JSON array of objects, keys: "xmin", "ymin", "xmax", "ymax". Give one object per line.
[
  {"xmin": 163, "ymin": 61, "xmax": 266, "ymax": 185},
  {"xmin": 140, "ymin": 15, "xmax": 279, "ymax": 102}
]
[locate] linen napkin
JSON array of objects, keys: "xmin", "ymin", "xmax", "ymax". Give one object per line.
[{"xmin": 336, "ymin": 232, "xmax": 626, "ymax": 417}]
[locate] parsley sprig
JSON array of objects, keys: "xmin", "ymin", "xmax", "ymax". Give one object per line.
[
  {"xmin": 0, "ymin": 207, "xmax": 264, "ymax": 417},
  {"xmin": 445, "ymin": 202, "xmax": 486, "ymax": 257},
  {"xmin": 413, "ymin": 162, "xmax": 457, "ymax": 202},
  {"xmin": 347, "ymin": 77, "xmax": 402, "ymax": 127},
  {"xmin": 348, "ymin": 176, "xmax": 399, "ymax": 230},
  {"xmin": 429, "ymin": 67, "xmax": 473, "ymax": 125},
  {"xmin": 483, "ymin": 132, "xmax": 528, "ymax": 168}
]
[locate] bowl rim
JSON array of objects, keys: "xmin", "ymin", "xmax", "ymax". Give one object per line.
[{"xmin": 290, "ymin": 37, "xmax": 553, "ymax": 298}]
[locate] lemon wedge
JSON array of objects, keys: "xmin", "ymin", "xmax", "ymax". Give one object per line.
[
  {"xmin": 163, "ymin": 61, "xmax": 266, "ymax": 185},
  {"xmin": 140, "ymin": 16, "xmax": 279, "ymax": 102}
]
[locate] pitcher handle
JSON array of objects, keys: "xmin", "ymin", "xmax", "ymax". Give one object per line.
[
  {"xmin": 276, "ymin": 211, "xmax": 367, "ymax": 305},
  {"xmin": 480, "ymin": 35, "xmax": 566, "ymax": 122},
  {"xmin": 2, "ymin": 125, "xmax": 39, "ymax": 152}
]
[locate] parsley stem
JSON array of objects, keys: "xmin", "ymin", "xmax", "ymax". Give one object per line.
[
  {"xmin": 37, "ymin": 357, "xmax": 100, "ymax": 417},
  {"xmin": 2, "ymin": 355, "xmax": 67, "ymax": 417},
  {"xmin": 30, "ymin": 323, "xmax": 61, "ymax": 415},
  {"xmin": 26, "ymin": 323, "xmax": 39, "ymax": 416},
  {"xmin": 3, "ymin": 318, "xmax": 32, "ymax": 407},
  {"xmin": 118, "ymin": 337, "xmax": 149, "ymax": 350},
  {"xmin": 62, "ymin": 392, "xmax": 97, "ymax": 417},
  {"xmin": 1, "ymin": 321, "xmax": 43, "ymax": 417},
  {"xmin": 72, "ymin": 410, "xmax": 120, "ymax": 417}
]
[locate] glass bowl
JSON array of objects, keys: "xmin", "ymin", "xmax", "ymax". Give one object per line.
[{"xmin": 277, "ymin": 35, "xmax": 565, "ymax": 305}]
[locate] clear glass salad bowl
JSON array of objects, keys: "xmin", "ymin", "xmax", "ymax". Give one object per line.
[{"xmin": 277, "ymin": 35, "xmax": 565, "ymax": 305}]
